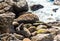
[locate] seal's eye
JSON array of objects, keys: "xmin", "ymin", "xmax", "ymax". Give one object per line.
[
  {"xmin": 0, "ymin": 0, "xmax": 4, "ymax": 3},
  {"xmin": 13, "ymin": 0, "xmax": 19, "ymax": 2}
]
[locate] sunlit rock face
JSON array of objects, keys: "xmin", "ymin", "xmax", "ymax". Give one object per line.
[{"xmin": 26, "ymin": 0, "xmax": 60, "ymax": 23}]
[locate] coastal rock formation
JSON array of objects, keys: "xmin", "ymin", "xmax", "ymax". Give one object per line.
[
  {"xmin": 15, "ymin": 12, "xmax": 39, "ymax": 23},
  {"xmin": 0, "ymin": 12, "xmax": 15, "ymax": 33}
]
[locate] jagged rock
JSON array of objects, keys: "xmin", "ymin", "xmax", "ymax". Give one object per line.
[
  {"xmin": 0, "ymin": 1, "xmax": 12, "ymax": 13},
  {"xmin": 47, "ymin": 22, "xmax": 60, "ymax": 27},
  {"xmin": 15, "ymin": 12, "xmax": 39, "ymax": 23},
  {"xmin": 30, "ymin": 4, "xmax": 44, "ymax": 11},
  {"xmin": 31, "ymin": 34, "xmax": 53, "ymax": 41},
  {"xmin": 0, "ymin": 12, "xmax": 15, "ymax": 33},
  {"xmin": 0, "ymin": 33, "xmax": 22, "ymax": 41},
  {"xmin": 6, "ymin": 0, "xmax": 28, "ymax": 14}
]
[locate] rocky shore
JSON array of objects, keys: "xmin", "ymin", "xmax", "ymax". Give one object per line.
[{"xmin": 0, "ymin": 0, "xmax": 60, "ymax": 41}]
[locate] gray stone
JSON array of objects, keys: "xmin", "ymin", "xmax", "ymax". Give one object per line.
[
  {"xmin": 5, "ymin": 0, "xmax": 28, "ymax": 14},
  {"xmin": 0, "ymin": 12, "xmax": 15, "ymax": 33},
  {"xmin": 31, "ymin": 34, "xmax": 53, "ymax": 41},
  {"xmin": 0, "ymin": 2, "xmax": 12, "ymax": 13}
]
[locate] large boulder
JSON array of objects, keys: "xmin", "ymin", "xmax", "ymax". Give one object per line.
[
  {"xmin": 15, "ymin": 12, "xmax": 39, "ymax": 23},
  {"xmin": 0, "ymin": 0, "xmax": 12, "ymax": 13},
  {"xmin": 5, "ymin": 0, "xmax": 28, "ymax": 14},
  {"xmin": 0, "ymin": 12, "xmax": 15, "ymax": 33}
]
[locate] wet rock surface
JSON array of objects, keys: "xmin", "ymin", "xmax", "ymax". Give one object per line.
[{"xmin": 30, "ymin": 4, "xmax": 44, "ymax": 11}]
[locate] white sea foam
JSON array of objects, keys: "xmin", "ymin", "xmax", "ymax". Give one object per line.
[{"xmin": 26, "ymin": 0, "xmax": 60, "ymax": 23}]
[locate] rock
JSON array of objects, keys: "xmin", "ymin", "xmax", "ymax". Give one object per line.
[
  {"xmin": 54, "ymin": 34, "xmax": 60, "ymax": 41},
  {"xmin": 23, "ymin": 38, "xmax": 31, "ymax": 41},
  {"xmin": 16, "ymin": 24, "xmax": 31, "ymax": 37},
  {"xmin": 0, "ymin": 12, "xmax": 15, "ymax": 33},
  {"xmin": 0, "ymin": 0, "xmax": 4, "ymax": 2},
  {"xmin": 6, "ymin": 0, "xmax": 28, "ymax": 14},
  {"xmin": 36, "ymin": 29, "xmax": 48, "ymax": 34},
  {"xmin": 54, "ymin": 0, "xmax": 60, "ymax": 5},
  {"xmin": 47, "ymin": 22, "xmax": 60, "ymax": 26},
  {"xmin": 52, "ymin": 8, "xmax": 58, "ymax": 12},
  {"xmin": 0, "ymin": 1, "xmax": 12, "ymax": 13},
  {"xmin": 16, "ymin": 27, "xmax": 31, "ymax": 38},
  {"xmin": 23, "ymin": 24, "xmax": 32, "ymax": 28},
  {"xmin": 33, "ymin": 23, "xmax": 42, "ymax": 26},
  {"xmin": 31, "ymin": 31, "xmax": 37, "ymax": 36},
  {"xmin": 30, "ymin": 4, "xmax": 44, "ymax": 11},
  {"xmin": 2, "ymin": 12, "xmax": 15, "ymax": 18},
  {"xmin": 1, "ymin": 33, "xmax": 22, "ymax": 41},
  {"xmin": 28, "ymin": 26, "xmax": 36, "ymax": 33},
  {"xmin": 52, "ymin": 26, "xmax": 60, "ymax": 30},
  {"xmin": 14, "ymin": 33, "xmax": 24, "ymax": 40},
  {"xmin": 16, "ymin": 12, "xmax": 39, "ymax": 23},
  {"xmin": 47, "ymin": 28, "xmax": 60, "ymax": 35},
  {"xmin": 12, "ymin": 21, "xmax": 19, "ymax": 27},
  {"xmin": 31, "ymin": 34, "xmax": 53, "ymax": 41},
  {"xmin": 36, "ymin": 25, "xmax": 47, "ymax": 30}
]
